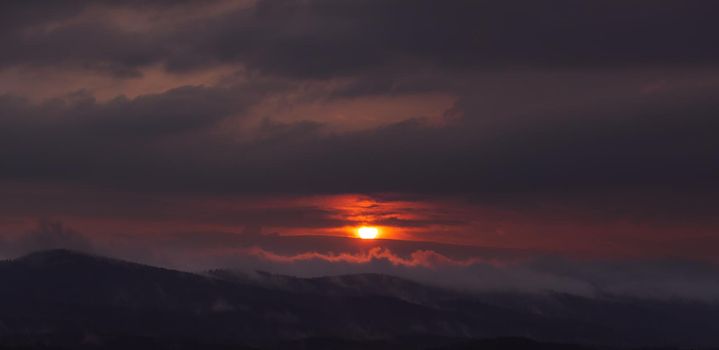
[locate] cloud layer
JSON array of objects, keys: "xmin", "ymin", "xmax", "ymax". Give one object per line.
[{"xmin": 1, "ymin": 0, "xmax": 718, "ymax": 291}]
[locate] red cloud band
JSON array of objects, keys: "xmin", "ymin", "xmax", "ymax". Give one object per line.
[{"xmin": 247, "ymin": 246, "xmax": 487, "ymax": 268}]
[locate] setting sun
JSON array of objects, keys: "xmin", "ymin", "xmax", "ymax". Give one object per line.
[{"xmin": 357, "ymin": 226, "xmax": 379, "ymax": 239}]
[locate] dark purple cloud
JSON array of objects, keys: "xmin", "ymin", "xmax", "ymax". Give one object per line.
[
  {"xmin": 0, "ymin": 0, "xmax": 718, "ymax": 283},
  {"xmin": 2, "ymin": 1, "xmax": 719, "ymax": 76},
  {"xmin": 3, "ymin": 83, "xmax": 716, "ymax": 198}
]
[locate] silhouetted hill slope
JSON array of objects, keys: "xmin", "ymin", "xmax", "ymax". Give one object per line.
[
  {"xmin": 429, "ymin": 337, "xmax": 601, "ymax": 350},
  {"xmin": 207, "ymin": 269, "xmax": 455, "ymax": 305},
  {"xmin": 1, "ymin": 250, "xmax": 719, "ymax": 349}
]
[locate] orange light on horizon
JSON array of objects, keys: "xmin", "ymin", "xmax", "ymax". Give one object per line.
[{"xmin": 357, "ymin": 226, "xmax": 380, "ymax": 239}]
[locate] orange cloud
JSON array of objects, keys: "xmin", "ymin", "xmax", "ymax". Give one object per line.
[{"xmin": 246, "ymin": 246, "xmax": 487, "ymax": 269}]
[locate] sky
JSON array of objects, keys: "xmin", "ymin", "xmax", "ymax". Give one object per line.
[{"xmin": 1, "ymin": 0, "xmax": 719, "ymax": 299}]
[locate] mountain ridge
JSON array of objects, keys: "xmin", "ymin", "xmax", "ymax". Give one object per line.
[{"xmin": 1, "ymin": 249, "xmax": 719, "ymax": 349}]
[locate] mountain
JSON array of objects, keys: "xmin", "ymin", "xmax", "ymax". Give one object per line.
[
  {"xmin": 206, "ymin": 269, "xmax": 456, "ymax": 305},
  {"xmin": 1, "ymin": 250, "xmax": 718, "ymax": 349}
]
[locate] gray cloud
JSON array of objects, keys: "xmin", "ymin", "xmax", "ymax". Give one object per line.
[
  {"xmin": 0, "ymin": 82, "xmax": 718, "ymax": 220},
  {"xmin": 0, "ymin": 81, "xmax": 278, "ymax": 186},
  {"xmin": 2, "ymin": 1, "xmax": 719, "ymax": 77},
  {"xmin": 1, "ymin": 1, "xmax": 717, "ymax": 199},
  {"xmin": 136, "ymin": 87, "xmax": 719, "ymax": 196}
]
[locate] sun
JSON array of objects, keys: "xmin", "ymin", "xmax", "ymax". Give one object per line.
[{"xmin": 357, "ymin": 226, "xmax": 379, "ymax": 239}]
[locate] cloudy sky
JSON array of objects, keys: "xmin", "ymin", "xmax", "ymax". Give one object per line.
[{"xmin": 1, "ymin": 0, "xmax": 718, "ymax": 298}]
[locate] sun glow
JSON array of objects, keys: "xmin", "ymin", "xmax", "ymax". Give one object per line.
[{"xmin": 357, "ymin": 226, "xmax": 379, "ymax": 239}]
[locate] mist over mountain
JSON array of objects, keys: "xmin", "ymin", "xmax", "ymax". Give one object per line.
[{"xmin": 1, "ymin": 250, "xmax": 718, "ymax": 349}]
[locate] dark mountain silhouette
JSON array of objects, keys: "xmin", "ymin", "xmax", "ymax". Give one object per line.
[
  {"xmin": 206, "ymin": 269, "xmax": 455, "ymax": 305},
  {"xmin": 1, "ymin": 250, "xmax": 718, "ymax": 349}
]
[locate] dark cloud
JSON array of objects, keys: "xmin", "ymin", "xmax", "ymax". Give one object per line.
[
  {"xmin": 0, "ymin": 85, "xmax": 239, "ymax": 138},
  {"xmin": 0, "ymin": 0, "xmax": 212, "ymax": 75},
  {"xmin": 373, "ymin": 216, "xmax": 465, "ymax": 228},
  {"xmin": 1, "ymin": 83, "xmax": 717, "ymax": 204},
  {"xmin": 225, "ymin": 0, "xmax": 719, "ymax": 77},
  {"xmin": 0, "ymin": 184, "xmax": 347, "ymax": 230},
  {"xmin": 0, "ymin": 81, "xmax": 275, "ymax": 185},
  {"xmin": 3, "ymin": 21, "xmax": 159, "ymax": 77},
  {"xmin": 2, "ymin": 1, "xmax": 719, "ymax": 77},
  {"xmin": 165, "ymin": 87, "xmax": 718, "ymax": 197}
]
